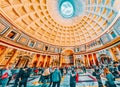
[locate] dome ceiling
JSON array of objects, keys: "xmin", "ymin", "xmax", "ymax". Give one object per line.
[{"xmin": 0, "ymin": 0, "xmax": 120, "ymax": 46}]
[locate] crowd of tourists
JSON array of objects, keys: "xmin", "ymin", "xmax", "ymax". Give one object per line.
[
  {"xmin": 93, "ymin": 61, "xmax": 120, "ymax": 87},
  {"xmin": 0, "ymin": 61, "xmax": 120, "ymax": 87}
]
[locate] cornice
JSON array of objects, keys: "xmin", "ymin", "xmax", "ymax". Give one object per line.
[
  {"xmin": 75, "ymin": 36, "xmax": 120, "ymax": 55},
  {"xmin": 0, "ymin": 36, "xmax": 58, "ymax": 55}
]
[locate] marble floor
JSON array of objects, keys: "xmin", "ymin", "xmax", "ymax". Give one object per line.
[
  {"xmin": 24, "ymin": 73, "xmax": 98, "ymax": 87},
  {"xmin": 6, "ymin": 73, "xmax": 120, "ymax": 87}
]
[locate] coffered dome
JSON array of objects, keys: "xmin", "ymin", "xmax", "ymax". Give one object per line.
[{"xmin": 0, "ymin": 0, "xmax": 120, "ymax": 46}]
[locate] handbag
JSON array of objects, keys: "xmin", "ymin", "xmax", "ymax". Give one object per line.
[{"xmin": 1, "ymin": 72, "xmax": 8, "ymax": 79}]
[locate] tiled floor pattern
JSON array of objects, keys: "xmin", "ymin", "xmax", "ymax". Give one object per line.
[
  {"xmin": 27, "ymin": 73, "xmax": 120, "ymax": 87},
  {"xmin": 27, "ymin": 74, "xmax": 98, "ymax": 87}
]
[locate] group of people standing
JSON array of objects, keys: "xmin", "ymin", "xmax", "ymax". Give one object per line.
[
  {"xmin": 93, "ymin": 61, "xmax": 120, "ymax": 87},
  {"xmin": 38, "ymin": 66, "xmax": 78, "ymax": 87},
  {"xmin": 39, "ymin": 67, "xmax": 79, "ymax": 87},
  {"xmin": 0, "ymin": 66, "xmax": 12, "ymax": 87},
  {"xmin": 39, "ymin": 67, "xmax": 61, "ymax": 87},
  {"xmin": 0, "ymin": 67, "xmax": 31, "ymax": 87},
  {"xmin": 0, "ymin": 61, "xmax": 120, "ymax": 87}
]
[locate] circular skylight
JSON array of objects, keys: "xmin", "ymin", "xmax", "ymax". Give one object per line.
[{"xmin": 60, "ymin": 1, "xmax": 74, "ymax": 18}]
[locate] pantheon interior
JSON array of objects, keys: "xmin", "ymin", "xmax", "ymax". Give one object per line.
[{"xmin": 0, "ymin": 0, "xmax": 120, "ymax": 87}]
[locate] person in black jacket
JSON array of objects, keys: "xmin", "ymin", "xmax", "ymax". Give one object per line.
[
  {"xmin": 7, "ymin": 67, "xmax": 13, "ymax": 86},
  {"xmin": 19, "ymin": 67, "xmax": 30, "ymax": 87},
  {"xmin": 0, "ymin": 68, "xmax": 2, "ymax": 77},
  {"xmin": 92, "ymin": 67, "xmax": 103, "ymax": 87},
  {"xmin": 13, "ymin": 68, "xmax": 24, "ymax": 87},
  {"xmin": 0, "ymin": 68, "xmax": 3, "ymax": 86},
  {"xmin": 59, "ymin": 67, "xmax": 64, "ymax": 77},
  {"xmin": 70, "ymin": 70, "xmax": 76, "ymax": 87},
  {"xmin": 27, "ymin": 67, "xmax": 32, "ymax": 77},
  {"xmin": 113, "ymin": 61, "xmax": 120, "ymax": 78}
]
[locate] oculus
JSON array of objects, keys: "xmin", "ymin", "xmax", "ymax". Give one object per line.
[{"xmin": 60, "ymin": 1, "xmax": 74, "ymax": 18}]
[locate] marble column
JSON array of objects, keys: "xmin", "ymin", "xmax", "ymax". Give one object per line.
[
  {"xmin": 73, "ymin": 54, "xmax": 76, "ymax": 66},
  {"xmin": 115, "ymin": 46, "xmax": 120, "ymax": 60},
  {"xmin": 109, "ymin": 48, "xmax": 118, "ymax": 61},
  {"xmin": 86, "ymin": 54, "xmax": 90, "ymax": 67},
  {"xmin": 60, "ymin": 54, "xmax": 62, "ymax": 67},
  {"xmin": 6, "ymin": 49, "xmax": 18, "ymax": 67},
  {"xmin": 36, "ymin": 55, "xmax": 42, "ymax": 67},
  {"xmin": 43, "ymin": 55, "xmax": 48, "ymax": 67},
  {"xmin": 92, "ymin": 53, "xmax": 96, "ymax": 66},
  {"xmin": 116, "ymin": 47, "xmax": 120, "ymax": 56},
  {"xmin": 49, "ymin": 56, "xmax": 53, "ymax": 67},
  {"xmin": 31, "ymin": 54, "xmax": 37, "ymax": 67},
  {"xmin": 0, "ymin": 48, "xmax": 10, "ymax": 65}
]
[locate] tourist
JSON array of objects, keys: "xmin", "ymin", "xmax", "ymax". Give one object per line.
[
  {"xmin": 40, "ymin": 67, "xmax": 51, "ymax": 87},
  {"xmin": 59, "ymin": 67, "xmax": 64, "ymax": 77},
  {"xmin": 0, "ymin": 67, "xmax": 3, "ymax": 86},
  {"xmin": 82, "ymin": 65, "xmax": 86, "ymax": 73},
  {"xmin": 52, "ymin": 67, "xmax": 61, "ymax": 87},
  {"xmin": 42, "ymin": 67, "xmax": 50, "ymax": 82},
  {"xmin": 1, "ymin": 66, "xmax": 12, "ymax": 87},
  {"xmin": 19, "ymin": 67, "xmax": 30, "ymax": 87},
  {"xmin": 104, "ymin": 67, "xmax": 116, "ymax": 87},
  {"xmin": 48, "ymin": 67, "xmax": 54, "ymax": 87},
  {"xmin": 33, "ymin": 67, "xmax": 38, "ymax": 75},
  {"xmin": 13, "ymin": 67, "xmax": 22, "ymax": 87},
  {"xmin": 92, "ymin": 66, "xmax": 103, "ymax": 87},
  {"xmin": 70, "ymin": 69, "xmax": 77, "ymax": 87},
  {"xmin": 113, "ymin": 61, "xmax": 120, "ymax": 78},
  {"xmin": 7, "ymin": 66, "xmax": 13, "ymax": 86}
]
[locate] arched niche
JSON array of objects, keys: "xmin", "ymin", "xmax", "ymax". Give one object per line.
[
  {"xmin": 99, "ymin": 54, "xmax": 112, "ymax": 64},
  {"xmin": 61, "ymin": 49, "xmax": 74, "ymax": 67}
]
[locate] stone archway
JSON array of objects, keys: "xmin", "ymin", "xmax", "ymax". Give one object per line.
[
  {"xmin": 61, "ymin": 49, "xmax": 74, "ymax": 67},
  {"xmin": 99, "ymin": 54, "xmax": 111, "ymax": 64}
]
